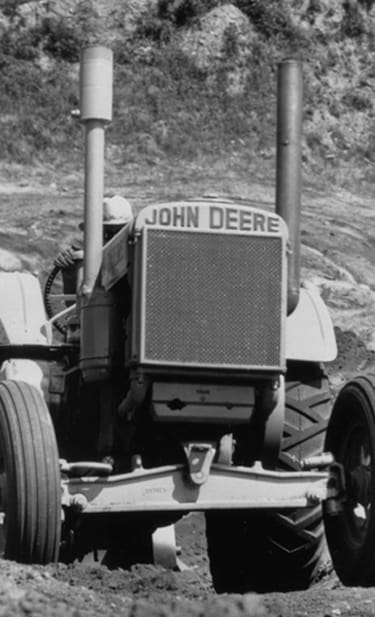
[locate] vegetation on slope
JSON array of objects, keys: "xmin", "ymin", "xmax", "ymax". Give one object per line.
[{"xmin": 0, "ymin": 0, "xmax": 375, "ymax": 188}]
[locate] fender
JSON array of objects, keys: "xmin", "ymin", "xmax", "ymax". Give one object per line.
[
  {"xmin": 0, "ymin": 359, "xmax": 44, "ymax": 391},
  {"xmin": 286, "ymin": 284, "xmax": 337, "ymax": 362},
  {"xmin": 0, "ymin": 272, "xmax": 51, "ymax": 345}
]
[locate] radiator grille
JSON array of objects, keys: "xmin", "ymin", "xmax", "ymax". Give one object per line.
[{"xmin": 139, "ymin": 229, "xmax": 285, "ymax": 370}]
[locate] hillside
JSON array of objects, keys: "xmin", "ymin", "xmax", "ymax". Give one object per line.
[{"xmin": 0, "ymin": 0, "xmax": 375, "ymax": 191}]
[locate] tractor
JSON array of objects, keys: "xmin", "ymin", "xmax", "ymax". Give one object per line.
[{"xmin": 0, "ymin": 46, "xmax": 374, "ymax": 592}]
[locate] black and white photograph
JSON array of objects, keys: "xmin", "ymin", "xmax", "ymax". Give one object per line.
[{"xmin": 0, "ymin": 1, "xmax": 375, "ymax": 615}]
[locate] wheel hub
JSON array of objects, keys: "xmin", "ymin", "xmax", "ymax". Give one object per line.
[{"xmin": 349, "ymin": 465, "xmax": 371, "ymax": 507}]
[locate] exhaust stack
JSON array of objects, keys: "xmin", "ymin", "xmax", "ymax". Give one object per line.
[
  {"xmin": 79, "ymin": 45, "xmax": 113, "ymax": 296},
  {"xmin": 79, "ymin": 46, "xmax": 114, "ymax": 383},
  {"xmin": 275, "ymin": 59, "xmax": 302, "ymax": 315}
]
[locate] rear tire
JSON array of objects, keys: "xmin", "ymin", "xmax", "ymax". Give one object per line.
[
  {"xmin": 260, "ymin": 362, "xmax": 331, "ymax": 591},
  {"xmin": 0, "ymin": 380, "xmax": 61, "ymax": 563},
  {"xmin": 324, "ymin": 375, "xmax": 375, "ymax": 586},
  {"xmin": 206, "ymin": 362, "xmax": 331, "ymax": 592}
]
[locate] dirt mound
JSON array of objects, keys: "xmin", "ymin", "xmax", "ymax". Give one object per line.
[
  {"xmin": 1, "ymin": 512, "xmax": 375, "ymax": 617},
  {"xmin": 328, "ymin": 326, "xmax": 375, "ymax": 390},
  {"xmin": 0, "ymin": 514, "xmax": 271, "ymax": 617}
]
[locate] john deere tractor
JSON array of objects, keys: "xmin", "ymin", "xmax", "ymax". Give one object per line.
[{"xmin": 0, "ymin": 47, "xmax": 374, "ymax": 592}]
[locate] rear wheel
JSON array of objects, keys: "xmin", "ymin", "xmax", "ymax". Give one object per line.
[
  {"xmin": 324, "ymin": 375, "xmax": 375, "ymax": 586},
  {"xmin": 206, "ymin": 362, "xmax": 331, "ymax": 592},
  {"xmin": 259, "ymin": 362, "xmax": 331, "ymax": 591},
  {"xmin": 0, "ymin": 380, "xmax": 61, "ymax": 563}
]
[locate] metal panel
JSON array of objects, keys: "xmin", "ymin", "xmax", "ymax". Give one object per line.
[
  {"xmin": 139, "ymin": 228, "xmax": 286, "ymax": 371},
  {"xmin": 153, "ymin": 382, "xmax": 255, "ymax": 423},
  {"xmin": 102, "ymin": 225, "xmax": 129, "ymax": 290}
]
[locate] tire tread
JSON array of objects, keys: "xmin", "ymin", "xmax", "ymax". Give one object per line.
[{"xmin": 0, "ymin": 380, "xmax": 60, "ymax": 564}]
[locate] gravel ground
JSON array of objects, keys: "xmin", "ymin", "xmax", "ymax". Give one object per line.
[{"xmin": 1, "ymin": 509, "xmax": 375, "ymax": 617}]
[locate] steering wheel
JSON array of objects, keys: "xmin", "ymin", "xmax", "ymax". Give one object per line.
[{"xmin": 43, "ymin": 266, "xmax": 72, "ymax": 335}]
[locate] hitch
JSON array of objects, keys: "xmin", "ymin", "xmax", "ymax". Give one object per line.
[{"xmin": 183, "ymin": 442, "xmax": 216, "ymax": 485}]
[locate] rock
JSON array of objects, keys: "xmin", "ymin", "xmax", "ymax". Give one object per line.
[
  {"xmin": 37, "ymin": 52, "xmax": 55, "ymax": 72},
  {"xmin": 73, "ymin": 0, "xmax": 159, "ymax": 44},
  {"xmin": 179, "ymin": 4, "xmax": 256, "ymax": 95},
  {"xmin": 0, "ymin": 248, "xmax": 22, "ymax": 271},
  {"xmin": 329, "ymin": 374, "xmax": 346, "ymax": 389},
  {"xmin": 290, "ymin": 0, "xmax": 346, "ymax": 34},
  {"xmin": 0, "ymin": 8, "xmax": 10, "ymax": 30},
  {"xmin": 16, "ymin": 1, "xmax": 50, "ymax": 28},
  {"xmin": 95, "ymin": 0, "xmax": 158, "ymax": 34},
  {"xmin": 11, "ymin": 0, "xmax": 159, "ymax": 45}
]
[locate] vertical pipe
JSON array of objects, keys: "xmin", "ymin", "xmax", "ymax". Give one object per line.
[
  {"xmin": 82, "ymin": 120, "xmax": 105, "ymax": 295},
  {"xmin": 79, "ymin": 47, "xmax": 113, "ymax": 382},
  {"xmin": 275, "ymin": 59, "xmax": 303, "ymax": 315},
  {"xmin": 79, "ymin": 46, "xmax": 113, "ymax": 297}
]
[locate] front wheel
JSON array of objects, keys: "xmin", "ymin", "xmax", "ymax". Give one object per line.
[
  {"xmin": 324, "ymin": 375, "xmax": 375, "ymax": 586},
  {"xmin": 0, "ymin": 380, "xmax": 61, "ymax": 563}
]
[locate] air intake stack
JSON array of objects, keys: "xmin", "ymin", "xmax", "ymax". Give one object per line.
[
  {"xmin": 79, "ymin": 46, "xmax": 114, "ymax": 382},
  {"xmin": 275, "ymin": 59, "xmax": 303, "ymax": 315},
  {"xmin": 79, "ymin": 45, "xmax": 113, "ymax": 296}
]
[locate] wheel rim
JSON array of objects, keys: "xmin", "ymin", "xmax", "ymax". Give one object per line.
[{"xmin": 341, "ymin": 422, "xmax": 372, "ymax": 549}]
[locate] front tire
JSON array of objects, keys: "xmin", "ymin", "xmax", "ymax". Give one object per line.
[{"xmin": 0, "ymin": 380, "xmax": 61, "ymax": 563}]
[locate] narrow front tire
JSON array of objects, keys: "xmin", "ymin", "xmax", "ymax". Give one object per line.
[{"xmin": 0, "ymin": 380, "xmax": 61, "ymax": 563}]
